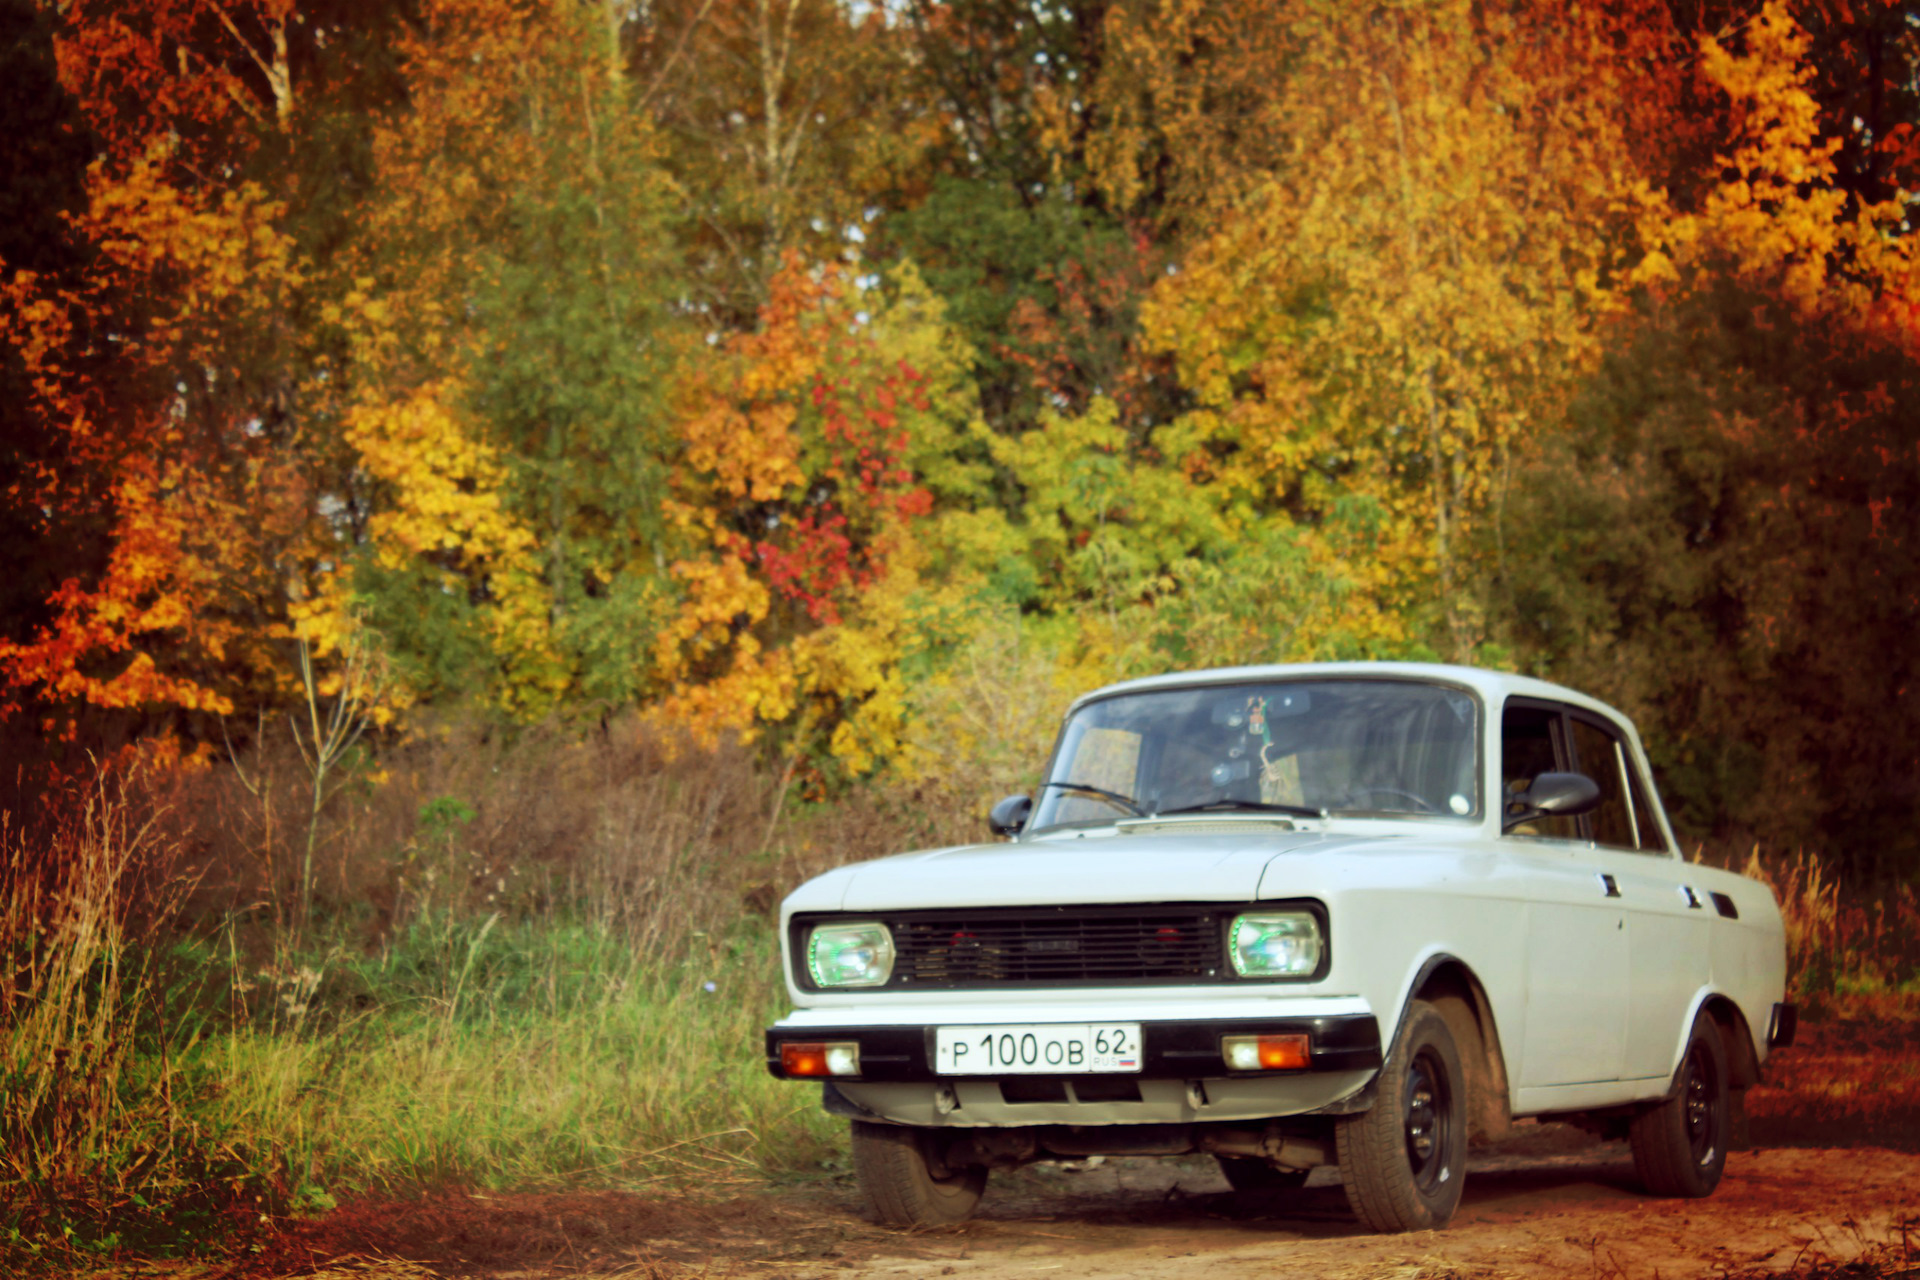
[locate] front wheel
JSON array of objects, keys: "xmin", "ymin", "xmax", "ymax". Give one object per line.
[
  {"xmin": 1629, "ymin": 1015, "xmax": 1729, "ymax": 1198},
  {"xmin": 1336, "ymin": 999, "xmax": 1468, "ymax": 1232},
  {"xmin": 849, "ymin": 1120, "xmax": 988, "ymax": 1226}
]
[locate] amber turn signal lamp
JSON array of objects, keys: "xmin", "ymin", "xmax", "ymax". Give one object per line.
[
  {"xmin": 780, "ymin": 1041, "xmax": 860, "ymax": 1077},
  {"xmin": 1221, "ymin": 1033, "xmax": 1310, "ymax": 1071}
]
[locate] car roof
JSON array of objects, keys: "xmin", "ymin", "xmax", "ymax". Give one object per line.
[{"xmin": 1066, "ymin": 661, "xmax": 1638, "ymax": 735}]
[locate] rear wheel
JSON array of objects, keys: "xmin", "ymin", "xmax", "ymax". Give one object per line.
[
  {"xmin": 1629, "ymin": 1015, "xmax": 1729, "ymax": 1198},
  {"xmin": 1336, "ymin": 999, "xmax": 1468, "ymax": 1232},
  {"xmin": 849, "ymin": 1120, "xmax": 988, "ymax": 1226},
  {"xmin": 1215, "ymin": 1155, "xmax": 1312, "ymax": 1193}
]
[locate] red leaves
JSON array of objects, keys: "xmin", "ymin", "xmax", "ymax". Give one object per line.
[
  {"xmin": 755, "ymin": 363, "xmax": 932, "ymax": 625},
  {"xmin": 672, "ymin": 258, "xmax": 938, "ymax": 648},
  {"xmin": 756, "ymin": 512, "xmax": 855, "ymax": 626}
]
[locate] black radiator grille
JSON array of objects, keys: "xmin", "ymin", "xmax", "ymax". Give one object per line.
[{"xmin": 819, "ymin": 905, "xmax": 1233, "ymax": 989}]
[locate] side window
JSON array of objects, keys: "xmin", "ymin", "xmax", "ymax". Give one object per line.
[
  {"xmin": 1569, "ymin": 717, "xmax": 1637, "ymax": 850},
  {"xmin": 1622, "ymin": 759, "xmax": 1665, "ymax": 853},
  {"xmin": 1500, "ymin": 703, "xmax": 1580, "ymax": 839}
]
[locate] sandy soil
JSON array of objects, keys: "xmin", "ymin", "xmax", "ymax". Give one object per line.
[{"xmin": 197, "ymin": 1016, "xmax": 1920, "ymax": 1280}]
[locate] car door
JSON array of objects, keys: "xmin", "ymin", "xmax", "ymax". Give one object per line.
[
  {"xmin": 1563, "ymin": 712, "xmax": 1711, "ymax": 1083},
  {"xmin": 1500, "ymin": 699, "xmax": 1629, "ymax": 1088}
]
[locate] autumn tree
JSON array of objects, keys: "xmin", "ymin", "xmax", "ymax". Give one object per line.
[
  {"xmin": 636, "ymin": 0, "xmax": 931, "ymax": 329},
  {"xmin": 650, "ymin": 256, "xmax": 989, "ymax": 774},
  {"xmin": 881, "ymin": 2, "xmax": 1189, "ymax": 437},
  {"xmin": 0, "ymin": 0, "xmax": 328, "ymax": 746},
  {"xmin": 0, "ymin": 0, "xmax": 98, "ymax": 722},
  {"xmin": 314, "ymin": 0, "xmax": 685, "ymax": 717},
  {"xmin": 1502, "ymin": 2, "xmax": 1920, "ymax": 864},
  {"xmin": 1126, "ymin": 0, "xmax": 1678, "ymax": 660}
]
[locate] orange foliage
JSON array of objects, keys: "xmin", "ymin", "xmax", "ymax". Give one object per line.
[
  {"xmin": 0, "ymin": 145, "xmax": 303, "ymax": 726},
  {"xmin": 52, "ymin": 0, "xmax": 297, "ymax": 178},
  {"xmin": 650, "ymin": 257, "xmax": 942, "ymax": 760}
]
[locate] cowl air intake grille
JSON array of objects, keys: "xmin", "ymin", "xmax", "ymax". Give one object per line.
[{"xmin": 817, "ymin": 905, "xmax": 1233, "ymax": 989}]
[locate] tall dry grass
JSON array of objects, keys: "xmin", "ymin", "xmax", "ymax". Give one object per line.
[
  {"xmin": 0, "ymin": 772, "xmax": 269, "ymax": 1259},
  {"xmin": 1726, "ymin": 846, "xmax": 1920, "ymax": 1008},
  {"xmin": 164, "ymin": 714, "xmax": 961, "ymax": 951},
  {"xmin": 0, "ymin": 716, "xmax": 986, "ymax": 1264}
]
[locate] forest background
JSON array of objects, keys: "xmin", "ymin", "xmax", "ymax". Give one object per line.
[{"xmin": 2, "ymin": 0, "xmax": 1919, "ymax": 1265}]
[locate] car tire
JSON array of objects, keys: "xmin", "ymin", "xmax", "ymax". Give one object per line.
[
  {"xmin": 1336, "ymin": 998, "xmax": 1468, "ymax": 1232},
  {"xmin": 849, "ymin": 1120, "xmax": 988, "ymax": 1226},
  {"xmin": 1629, "ymin": 1014, "xmax": 1729, "ymax": 1198},
  {"xmin": 1215, "ymin": 1154, "xmax": 1312, "ymax": 1193}
]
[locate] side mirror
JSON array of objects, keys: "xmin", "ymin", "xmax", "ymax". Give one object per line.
[
  {"xmin": 1502, "ymin": 771, "xmax": 1600, "ymax": 832},
  {"xmin": 988, "ymin": 794, "xmax": 1032, "ymax": 838}
]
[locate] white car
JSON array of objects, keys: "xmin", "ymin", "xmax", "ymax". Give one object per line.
[{"xmin": 765, "ymin": 662, "xmax": 1793, "ymax": 1231}]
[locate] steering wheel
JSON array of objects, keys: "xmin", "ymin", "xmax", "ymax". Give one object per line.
[{"xmin": 1343, "ymin": 786, "xmax": 1439, "ymax": 814}]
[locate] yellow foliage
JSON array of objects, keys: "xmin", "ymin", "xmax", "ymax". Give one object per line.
[
  {"xmin": 654, "ymin": 543, "xmax": 774, "ymax": 686},
  {"xmin": 1631, "ymin": 2, "xmax": 1915, "ymax": 315},
  {"xmin": 343, "ymin": 383, "xmax": 536, "ymax": 571},
  {"xmin": 1138, "ymin": 0, "xmax": 1652, "ymax": 658}
]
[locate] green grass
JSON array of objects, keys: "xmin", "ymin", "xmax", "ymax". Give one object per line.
[
  {"xmin": 2, "ymin": 755, "xmax": 879, "ymax": 1270},
  {"xmin": 2, "ymin": 810, "xmax": 846, "ymax": 1270},
  {"xmin": 166, "ymin": 918, "xmax": 844, "ymax": 1204}
]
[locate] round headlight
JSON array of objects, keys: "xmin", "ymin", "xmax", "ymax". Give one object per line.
[
  {"xmin": 1228, "ymin": 911, "xmax": 1323, "ymax": 978},
  {"xmin": 807, "ymin": 922, "xmax": 895, "ymax": 988}
]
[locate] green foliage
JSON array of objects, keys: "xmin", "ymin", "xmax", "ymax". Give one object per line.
[
  {"xmin": 1148, "ymin": 497, "xmax": 1442, "ymax": 670},
  {"xmin": 467, "ymin": 121, "xmax": 679, "ymax": 624},
  {"xmin": 890, "ymin": 179, "xmax": 1137, "ymax": 429}
]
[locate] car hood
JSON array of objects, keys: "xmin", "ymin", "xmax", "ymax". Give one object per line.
[{"xmin": 826, "ymin": 826, "xmax": 1393, "ymax": 911}]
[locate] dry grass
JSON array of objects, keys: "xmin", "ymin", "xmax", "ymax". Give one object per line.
[
  {"xmin": 1716, "ymin": 1214, "xmax": 1920, "ymax": 1278},
  {"xmin": 0, "ymin": 771, "xmax": 268, "ymax": 1260},
  {"xmin": 1721, "ymin": 846, "xmax": 1920, "ymax": 1009},
  {"xmin": 1703, "ymin": 849, "xmax": 1920, "ymax": 1154},
  {"xmin": 155, "ymin": 712, "xmax": 968, "ymax": 962}
]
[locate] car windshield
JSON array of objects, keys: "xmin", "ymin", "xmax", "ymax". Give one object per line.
[{"xmin": 1029, "ymin": 679, "xmax": 1482, "ymax": 831}]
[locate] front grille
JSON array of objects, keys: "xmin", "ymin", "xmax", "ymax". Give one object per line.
[{"xmin": 801, "ymin": 905, "xmax": 1235, "ymax": 989}]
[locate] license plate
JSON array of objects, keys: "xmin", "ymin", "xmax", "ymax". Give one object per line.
[{"xmin": 934, "ymin": 1023, "xmax": 1143, "ymax": 1075}]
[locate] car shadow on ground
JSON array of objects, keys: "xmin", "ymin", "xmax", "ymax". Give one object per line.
[{"xmin": 968, "ymin": 1139, "xmax": 1645, "ymax": 1238}]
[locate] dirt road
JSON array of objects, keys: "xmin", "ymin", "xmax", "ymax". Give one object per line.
[
  {"xmin": 234, "ymin": 1015, "xmax": 1920, "ymax": 1280},
  {"xmin": 244, "ymin": 1138, "xmax": 1916, "ymax": 1280}
]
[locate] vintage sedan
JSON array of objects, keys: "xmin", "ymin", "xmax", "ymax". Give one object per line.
[{"xmin": 764, "ymin": 663, "xmax": 1793, "ymax": 1231}]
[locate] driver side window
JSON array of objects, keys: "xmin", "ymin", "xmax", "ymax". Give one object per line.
[{"xmin": 1500, "ymin": 702, "xmax": 1581, "ymax": 839}]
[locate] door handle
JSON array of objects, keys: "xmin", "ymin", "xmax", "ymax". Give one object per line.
[
  {"xmin": 1597, "ymin": 873, "xmax": 1620, "ymax": 899},
  {"xmin": 1680, "ymin": 885, "xmax": 1703, "ymax": 909}
]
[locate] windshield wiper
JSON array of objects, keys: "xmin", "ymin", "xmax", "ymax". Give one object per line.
[
  {"xmin": 1042, "ymin": 781, "xmax": 1146, "ymax": 816},
  {"xmin": 1151, "ymin": 799, "xmax": 1327, "ymax": 820}
]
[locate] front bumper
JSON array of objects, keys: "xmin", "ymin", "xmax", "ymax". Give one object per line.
[{"xmin": 764, "ymin": 1010, "xmax": 1381, "ymax": 1082}]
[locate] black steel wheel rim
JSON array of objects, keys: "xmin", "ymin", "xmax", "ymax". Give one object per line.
[
  {"xmin": 1683, "ymin": 1041, "xmax": 1720, "ymax": 1169},
  {"xmin": 1403, "ymin": 1047, "xmax": 1452, "ymax": 1193}
]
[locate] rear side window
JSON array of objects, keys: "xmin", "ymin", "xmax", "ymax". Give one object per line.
[{"xmin": 1569, "ymin": 717, "xmax": 1638, "ymax": 850}]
